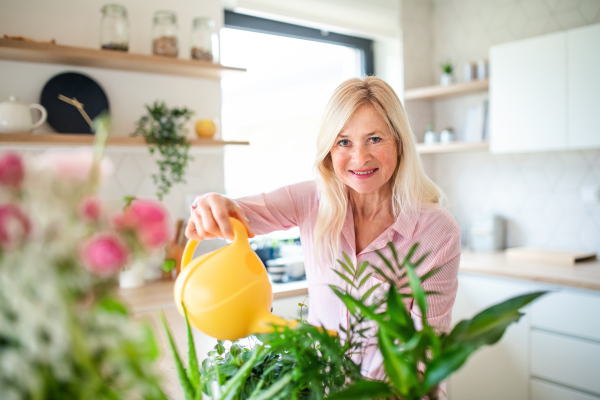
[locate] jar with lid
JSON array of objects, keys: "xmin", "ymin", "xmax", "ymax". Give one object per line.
[
  {"xmin": 191, "ymin": 17, "xmax": 219, "ymax": 63},
  {"xmin": 100, "ymin": 3, "xmax": 130, "ymax": 51},
  {"xmin": 152, "ymin": 10, "xmax": 178, "ymax": 57}
]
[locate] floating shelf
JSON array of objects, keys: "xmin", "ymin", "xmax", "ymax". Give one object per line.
[
  {"xmin": 0, "ymin": 38, "xmax": 245, "ymax": 79},
  {"xmin": 0, "ymin": 133, "xmax": 249, "ymax": 147},
  {"xmin": 405, "ymin": 79, "xmax": 489, "ymax": 100},
  {"xmin": 416, "ymin": 141, "xmax": 489, "ymax": 154}
]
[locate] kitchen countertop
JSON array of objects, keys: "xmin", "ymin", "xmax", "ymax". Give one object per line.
[
  {"xmin": 119, "ymin": 278, "xmax": 309, "ymax": 313},
  {"xmin": 120, "ymin": 251, "xmax": 600, "ymax": 313},
  {"xmin": 459, "ymin": 251, "xmax": 600, "ymax": 291}
]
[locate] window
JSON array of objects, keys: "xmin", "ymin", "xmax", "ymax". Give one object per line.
[{"xmin": 221, "ymin": 12, "xmax": 373, "ymax": 198}]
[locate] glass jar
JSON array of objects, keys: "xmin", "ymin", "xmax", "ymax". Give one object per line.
[
  {"xmin": 152, "ymin": 10, "xmax": 178, "ymax": 57},
  {"xmin": 100, "ymin": 4, "xmax": 130, "ymax": 51},
  {"xmin": 191, "ymin": 17, "xmax": 219, "ymax": 63}
]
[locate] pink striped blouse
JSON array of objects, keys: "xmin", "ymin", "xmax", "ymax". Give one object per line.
[{"xmin": 235, "ymin": 180, "xmax": 461, "ymax": 384}]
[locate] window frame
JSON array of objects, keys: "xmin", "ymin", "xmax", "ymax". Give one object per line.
[{"xmin": 223, "ymin": 10, "xmax": 374, "ymax": 77}]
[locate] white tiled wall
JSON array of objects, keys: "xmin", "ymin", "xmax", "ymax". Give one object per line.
[{"xmin": 402, "ymin": 0, "xmax": 600, "ymax": 251}]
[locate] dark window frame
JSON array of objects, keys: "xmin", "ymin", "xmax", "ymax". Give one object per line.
[{"xmin": 223, "ymin": 10, "xmax": 374, "ymax": 76}]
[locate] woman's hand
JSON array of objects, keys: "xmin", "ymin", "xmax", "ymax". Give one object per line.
[{"xmin": 186, "ymin": 193, "xmax": 255, "ymax": 241}]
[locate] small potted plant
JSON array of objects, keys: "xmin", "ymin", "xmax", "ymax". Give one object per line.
[
  {"xmin": 440, "ymin": 61, "xmax": 454, "ymax": 86},
  {"xmin": 132, "ymin": 101, "xmax": 194, "ymax": 200}
]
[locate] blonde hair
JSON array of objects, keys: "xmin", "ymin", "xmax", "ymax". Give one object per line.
[{"xmin": 313, "ymin": 76, "xmax": 444, "ymax": 265}]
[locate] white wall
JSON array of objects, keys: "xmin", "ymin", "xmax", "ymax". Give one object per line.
[
  {"xmin": 0, "ymin": 0, "xmax": 227, "ymax": 227},
  {"xmin": 404, "ymin": 0, "xmax": 600, "ymax": 252}
]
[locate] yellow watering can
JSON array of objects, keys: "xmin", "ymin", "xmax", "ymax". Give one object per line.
[{"xmin": 174, "ymin": 217, "xmax": 304, "ymax": 340}]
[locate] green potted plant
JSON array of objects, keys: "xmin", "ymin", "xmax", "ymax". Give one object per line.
[
  {"xmin": 132, "ymin": 101, "xmax": 195, "ymax": 200},
  {"xmin": 440, "ymin": 61, "xmax": 454, "ymax": 86},
  {"xmin": 163, "ymin": 243, "xmax": 546, "ymax": 399}
]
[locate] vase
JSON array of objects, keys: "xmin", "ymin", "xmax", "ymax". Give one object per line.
[
  {"xmin": 440, "ymin": 73, "xmax": 453, "ymax": 86},
  {"xmin": 119, "ymin": 259, "xmax": 146, "ymax": 288}
]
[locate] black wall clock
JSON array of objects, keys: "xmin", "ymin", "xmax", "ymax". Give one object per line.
[{"xmin": 40, "ymin": 72, "xmax": 110, "ymax": 134}]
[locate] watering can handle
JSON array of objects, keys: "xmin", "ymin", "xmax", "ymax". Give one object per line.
[{"xmin": 181, "ymin": 217, "xmax": 249, "ymax": 271}]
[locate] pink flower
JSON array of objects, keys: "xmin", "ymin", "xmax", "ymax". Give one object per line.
[
  {"xmin": 0, "ymin": 153, "xmax": 25, "ymax": 189},
  {"xmin": 0, "ymin": 204, "xmax": 31, "ymax": 250},
  {"xmin": 139, "ymin": 222, "xmax": 170, "ymax": 249},
  {"xmin": 113, "ymin": 199, "xmax": 171, "ymax": 250},
  {"xmin": 81, "ymin": 233, "xmax": 129, "ymax": 276},
  {"xmin": 79, "ymin": 196, "xmax": 102, "ymax": 223}
]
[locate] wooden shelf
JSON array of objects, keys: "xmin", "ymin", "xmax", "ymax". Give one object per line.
[
  {"xmin": 0, "ymin": 133, "xmax": 249, "ymax": 147},
  {"xmin": 405, "ymin": 79, "xmax": 489, "ymax": 100},
  {"xmin": 0, "ymin": 38, "xmax": 245, "ymax": 79},
  {"xmin": 416, "ymin": 141, "xmax": 489, "ymax": 154}
]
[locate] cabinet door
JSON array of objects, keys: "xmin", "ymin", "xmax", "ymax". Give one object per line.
[
  {"xmin": 447, "ymin": 274, "xmax": 532, "ymax": 400},
  {"xmin": 272, "ymin": 294, "xmax": 308, "ymax": 320},
  {"xmin": 568, "ymin": 23, "xmax": 600, "ymax": 149},
  {"xmin": 489, "ymin": 31, "xmax": 567, "ymax": 153}
]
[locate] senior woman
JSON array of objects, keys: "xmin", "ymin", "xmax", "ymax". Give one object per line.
[{"xmin": 186, "ymin": 77, "xmax": 460, "ymax": 394}]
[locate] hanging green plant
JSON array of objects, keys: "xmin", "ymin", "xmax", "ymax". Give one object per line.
[{"xmin": 132, "ymin": 101, "xmax": 194, "ymax": 200}]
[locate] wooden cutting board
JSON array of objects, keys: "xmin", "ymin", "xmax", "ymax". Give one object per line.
[{"xmin": 505, "ymin": 247, "xmax": 597, "ymax": 267}]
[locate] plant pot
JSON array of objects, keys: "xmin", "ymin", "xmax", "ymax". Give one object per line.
[
  {"xmin": 119, "ymin": 259, "xmax": 146, "ymax": 288},
  {"xmin": 440, "ymin": 73, "xmax": 453, "ymax": 86}
]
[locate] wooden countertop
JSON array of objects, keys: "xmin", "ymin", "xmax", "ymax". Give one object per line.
[
  {"xmin": 119, "ymin": 278, "xmax": 308, "ymax": 313},
  {"xmin": 459, "ymin": 251, "xmax": 600, "ymax": 292}
]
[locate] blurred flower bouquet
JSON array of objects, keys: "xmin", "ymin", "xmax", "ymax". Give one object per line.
[{"xmin": 0, "ymin": 116, "xmax": 169, "ymax": 399}]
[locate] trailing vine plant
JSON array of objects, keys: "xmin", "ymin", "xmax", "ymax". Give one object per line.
[{"xmin": 132, "ymin": 101, "xmax": 194, "ymax": 200}]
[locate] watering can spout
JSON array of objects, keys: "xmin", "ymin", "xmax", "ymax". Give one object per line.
[{"xmin": 174, "ymin": 217, "xmax": 336, "ymax": 341}]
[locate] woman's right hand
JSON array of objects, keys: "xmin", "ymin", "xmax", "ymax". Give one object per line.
[{"xmin": 185, "ymin": 193, "xmax": 255, "ymax": 241}]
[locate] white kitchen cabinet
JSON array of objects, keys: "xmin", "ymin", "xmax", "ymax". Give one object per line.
[
  {"xmin": 272, "ymin": 294, "xmax": 308, "ymax": 320},
  {"xmin": 568, "ymin": 23, "xmax": 600, "ymax": 149},
  {"xmin": 532, "ymin": 379, "xmax": 600, "ymax": 400},
  {"xmin": 447, "ymin": 273, "xmax": 533, "ymax": 400},
  {"xmin": 531, "ymin": 330, "xmax": 600, "ymax": 396},
  {"xmin": 530, "ymin": 289, "xmax": 600, "ymax": 343},
  {"xmin": 489, "ymin": 31, "xmax": 567, "ymax": 153}
]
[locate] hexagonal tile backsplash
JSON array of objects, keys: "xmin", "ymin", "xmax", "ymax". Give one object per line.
[{"xmin": 432, "ymin": 149, "xmax": 600, "ymax": 252}]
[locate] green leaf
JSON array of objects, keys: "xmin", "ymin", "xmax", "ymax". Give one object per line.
[
  {"xmin": 160, "ymin": 311, "xmax": 195, "ymax": 400},
  {"xmin": 378, "ymin": 325, "xmax": 417, "ymax": 396},
  {"xmin": 419, "ymin": 266, "xmax": 442, "ymax": 283},
  {"xmin": 446, "ymin": 291, "xmax": 547, "ymax": 348},
  {"xmin": 422, "ymin": 347, "xmax": 471, "ymax": 390},
  {"xmin": 337, "ymin": 258, "xmax": 355, "ymax": 279},
  {"xmin": 343, "ymin": 252, "xmax": 355, "ymax": 273},
  {"xmin": 162, "ymin": 259, "xmax": 176, "ymax": 273},
  {"xmin": 386, "ymin": 283, "xmax": 415, "ymax": 337},
  {"xmin": 358, "ymin": 272, "xmax": 373, "ymax": 288},
  {"xmin": 360, "ymin": 283, "xmax": 380, "ymax": 302},
  {"xmin": 220, "ymin": 345, "xmax": 264, "ymax": 400},
  {"xmin": 375, "ymin": 249, "xmax": 396, "ymax": 275},
  {"xmin": 405, "ymin": 260, "xmax": 428, "ymax": 326},
  {"xmin": 248, "ymin": 374, "xmax": 293, "ymax": 400},
  {"xmin": 332, "ymin": 269, "xmax": 357, "ymax": 289},
  {"xmin": 95, "ymin": 297, "xmax": 128, "ymax": 315},
  {"xmin": 183, "ymin": 305, "xmax": 200, "ymax": 390},
  {"xmin": 356, "ymin": 261, "xmax": 369, "ymax": 279},
  {"xmin": 327, "ymin": 380, "xmax": 394, "ymax": 400}
]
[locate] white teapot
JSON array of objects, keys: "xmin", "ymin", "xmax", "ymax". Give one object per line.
[{"xmin": 0, "ymin": 96, "xmax": 47, "ymax": 133}]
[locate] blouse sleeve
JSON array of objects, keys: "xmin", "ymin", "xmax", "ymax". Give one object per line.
[
  {"xmin": 410, "ymin": 227, "xmax": 461, "ymax": 333},
  {"xmin": 235, "ymin": 180, "xmax": 317, "ymax": 236}
]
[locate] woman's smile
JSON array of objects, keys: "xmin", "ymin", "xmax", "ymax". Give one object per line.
[{"xmin": 349, "ymin": 168, "xmax": 379, "ymax": 179}]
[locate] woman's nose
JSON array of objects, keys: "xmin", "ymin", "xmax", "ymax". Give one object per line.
[{"xmin": 351, "ymin": 145, "xmax": 372, "ymax": 165}]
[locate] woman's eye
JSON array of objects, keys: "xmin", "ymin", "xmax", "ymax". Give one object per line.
[
  {"xmin": 338, "ymin": 139, "xmax": 350, "ymax": 146},
  {"xmin": 369, "ymin": 137, "xmax": 382, "ymax": 143}
]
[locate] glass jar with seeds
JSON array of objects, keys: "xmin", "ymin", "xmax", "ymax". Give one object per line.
[
  {"xmin": 100, "ymin": 3, "xmax": 130, "ymax": 51},
  {"xmin": 152, "ymin": 10, "xmax": 178, "ymax": 57},
  {"xmin": 190, "ymin": 17, "xmax": 219, "ymax": 63}
]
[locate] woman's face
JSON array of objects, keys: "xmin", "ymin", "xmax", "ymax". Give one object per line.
[{"xmin": 330, "ymin": 103, "xmax": 399, "ymax": 195}]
